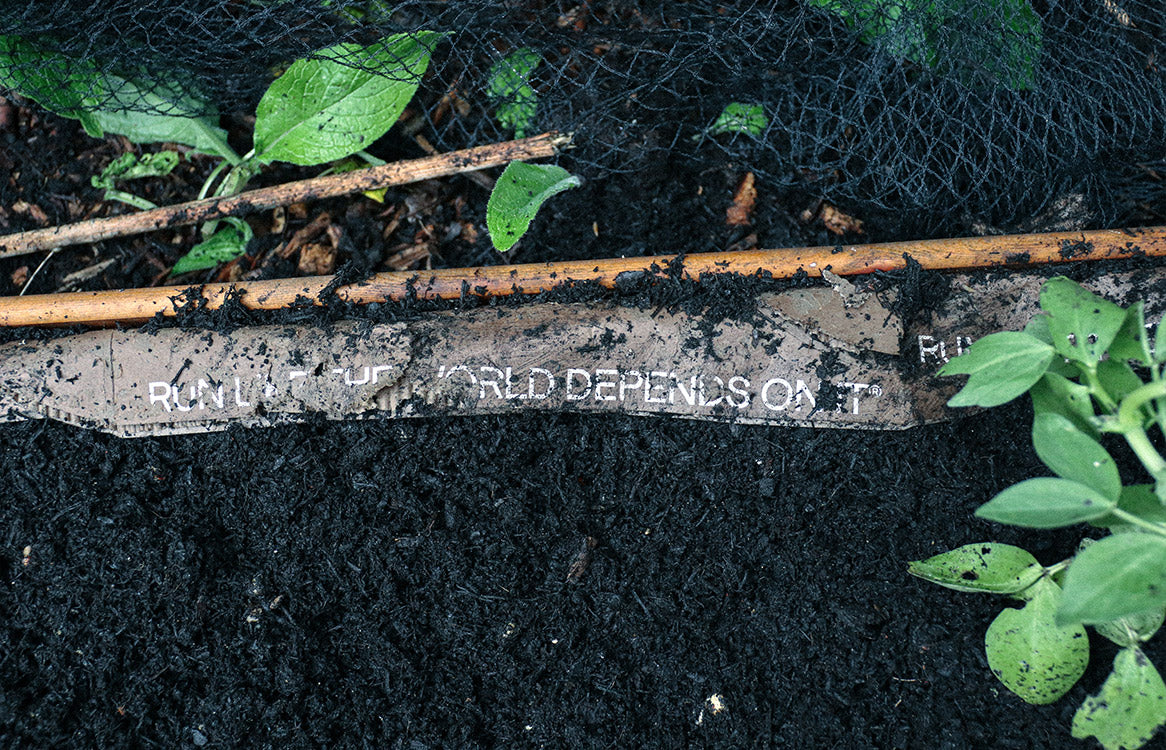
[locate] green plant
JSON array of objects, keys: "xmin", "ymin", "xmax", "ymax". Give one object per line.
[
  {"xmin": 706, "ymin": 102, "xmax": 768, "ymax": 138},
  {"xmin": 910, "ymin": 276, "xmax": 1166, "ymax": 749},
  {"xmin": 486, "ymin": 161, "xmax": 581, "ymax": 253},
  {"xmin": 0, "ymin": 32, "xmax": 444, "ymax": 273},
  {"xmin": 806, "ymin": 0, "xmax": 1041, "ymax": 91}
]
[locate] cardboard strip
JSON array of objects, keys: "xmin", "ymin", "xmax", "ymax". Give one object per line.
[{"xmin": 0, "ymin": 269, "xmax": 1161, "ymax": 437}]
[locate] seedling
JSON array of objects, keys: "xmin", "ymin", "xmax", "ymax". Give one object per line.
[
  {"xmin": 0, "ymin": 32, "xmax": 444, "ymax": 273},
  {"xmin": 707, "ymin": 102, "xmax": 768, "ymax": 138},
  {"xmin": 486, "ymin": 161, "xmax": 581, "ymax": 253},
  {"xmin": 911, "ymin": 276, "xmax": 1166, "ymax": 749}
]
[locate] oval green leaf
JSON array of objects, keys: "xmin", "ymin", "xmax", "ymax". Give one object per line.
[
  {"xmin": 939, "ymin": 331, "xmax": 1054, "ymax": 408},
  {"xmin": 976, "ymin": 477, "xmax": 1116, "ymax": 529},
  {"xmin": 985, "ymin": 578, "xmax": 1089, "ymax": 705},
  {"xmin": 908, "ymin": 542, "xmax": 1042, "ymax": 595},
  {"xmin": 487, "ymin": 47, "xmax": 541, "ymax": 138},
  {"xmin": 89, "ymin": 76, "xmax": 231, "ymax": 158},
  {"xmin": 487, "ymin": 161, "xmax": 581, "ymax": 253},
  {"xmin": 1040, "ymin": 277, "xmax": 1127, "ymax": 365},
  {"xmin": 1032, "ymin": 413, "xmax": 1121, "ymax": 500},
  {"xmin": 1109, "ymin": 301, "xmax": 1153, "ymax": 366},
  {"xmin": 254, "ymin": 32, "xmax": 443, "ymax": 166},
  {"xmin": 1072, "ymin": 648, "xmax": 1166, "ymax": 750},
  {"xmin": 1059, "ymin": 534, "xmax": 1166, "ymax": 625}
]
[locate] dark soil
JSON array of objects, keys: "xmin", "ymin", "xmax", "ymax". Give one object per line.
[
  {"xmin": 3, "ymin": 49, "xmax": 1166, "ymax": 750},
  {"xmin": 6, "ymin": 403, "xmax": 1157, "ymax": 749}
]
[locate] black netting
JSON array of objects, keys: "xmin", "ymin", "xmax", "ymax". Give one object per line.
[{"xmin": 2, "ymin": 0, "xmax": 1164, "ymax": 237}]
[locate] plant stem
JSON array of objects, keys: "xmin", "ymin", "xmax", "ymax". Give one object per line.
[
  {"xmin": 192, "ymin": 119, "xmax": 242, "ymax": 166},
  {"xmin": 1118, "ymin": 381, "xmax": 1166, "ymax": 478},
  {"xmin": 198, "ymin": 160, "xmax": 232, "ymax": 201},
  {"xmin": 1109, "ymin": 507, "xmax": 1166, "ymax": 538},
  {"xmin": 1083, "ymin": 365, "xmax": 1119, "ymax": 414},
  {"xmin": 102, "ymin": 190, "xmax": 159, "ymax": 212}
]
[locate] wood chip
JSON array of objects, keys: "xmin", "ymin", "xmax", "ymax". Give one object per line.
[
  {"xmin": 820, "ymin": 203, "xmax": 864, "ymax": 236},
  {"xmin": 297, "ymin": 242, "xmax": 336, "ymax": 275},
  {"xmin": 12, "ymin": 200, "xmax": 49, "ymax": 225},
  {"xmin": 55, "ymin": 258, "xmax": 117, "ymax": 292},
  {"xmin": 10, "ymin": 265, "xmax": 28, "ymax": 288},
  {"xmin": 725, "ymin": 172, "xmax": 757, "ymax": 227},
  {"xmin": 277, "ymin": 212, "xmax": 331, "ymax": 259},
  {"xmin": 566, "ymin": 536, "xmax": 599, "ymax": 584},
  {"xmin": 383, "ymin": 242, "xmax": 433, "ymax": 271}
]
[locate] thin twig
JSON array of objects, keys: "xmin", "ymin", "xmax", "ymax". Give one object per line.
[
  {"xmin": 0, "ymin": 132, "xmax": 571, "ymax": 259},
  {"xmin": 0, "ymin": 226, "xmax": 1162, "ymax": 328},
  {"xmin": 19, "ymin": 248, "xmax": 58, "ymax": 295}
]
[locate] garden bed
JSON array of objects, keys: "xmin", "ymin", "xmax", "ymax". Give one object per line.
[{"xmin": 3, "ymin": 2, "xmax": 1166, "ymax": 743}]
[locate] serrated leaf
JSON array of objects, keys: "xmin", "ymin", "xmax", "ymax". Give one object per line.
[
  {"xmin": 1032, "ymin": 413, "xmax": 1121, "ymax": 500},
  {"xmin": 87, "ymin": 75, "xmax": 231, "ymax": 157},
  {"xmin": 708, "ymin": 102, "xmax": 769, "ymax": 137},
  {"xmin": 91, "ymin": 151, "xmax": 179, "ymax": 191},
  {"xmin": 1030, "ymin": 372, "xmax": 1097, "ymax": 437},
  {"xmin": 1040, "ymin": 277, "xmax": 1128, "ymax": 365},
  {"xmin": 487, "ymin": 161, "xmax": 581, "ymax": 253},
  {"xmin": 1059, "ymin": 534, "xmax": 1166, "ymax": 625},
  {"xmin": 908, "ymin": 542, "xmax": 1042, "ymax": 594},
  {"xmin": 985, "ymin": 577, "xmax": 1089, "ymax": 705},
  {"xmin": 254, "ymin": 32, "xmax": 443, "ymax": 166},
  {"xmin": 171, "ymin": 219, "xmax": 253, "ymax": 275},
  {"xmin": 1094, "ymin": 610, "xmax": 1166, "ymax": 648},
  {"xmin": 976, "ymin": 477, "xmax": 1116, "ymax": 528},
  {"xmin": 1110, "ymin": 301, "xmax": 1153, "ymax": 366},
  {"xmin": 486, "ymin": 47, "xmax": 540, "ymax": 138},
  {"xmin": 939, "ymin": 331, "xmax": 1054, "ymax": 408},
  {"xmin": 1072, "ymin": 648, "xmax": 1166, "ymax": 750}
]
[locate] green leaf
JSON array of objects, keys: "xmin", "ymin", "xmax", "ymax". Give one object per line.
[
  {"xmin": 1059, "ymin": 534, "xmax": 1166, "ymax": 625},
  {"xmin": 1110, "ymin": 301, "xmax": 1153, "ymax": 366},
  {"xmin": 939, "ymin": 331, "xmax": 1054, "ymax": 408},
  {"xmin": 1094, "ymin": 485, "xmax": 1166, "ymax": 530},
  {"xmin": 254, "ymin": 32, "xmax": 443, "ymax": 166},
  {"xmin": 708, "ymin": 102, "xmax": 769, "ymax": 137},
  {"xmin": 976, "ymin": 477, "xmax": 1116, "ymax": 529},
  {"xmin": 486, "ymin": 48, "xmax": 541, "ymax": 138},
  {"xmin": 985, "ymin": 578, "xmax": 1089, "ymax": 705},
  {"xmin": 171, "ymin": 218, "xmax": 253, "ymax": 275},
  {"xmin": 1030, "ymin": 372, "xmax": 1097, "ymax": 437},
  {"xmin": 1094, "ymin": 610, "xmax": 1166, "ymax": 648},
  {"xmin": 486, "ymin": 161, "xmax": 582, "ymax": 253},
  {"xmin": 0, "ymin": 35, "xmax": 104, "ymax": 136},
  {"xmin": 1040, "ymin": 277, "xmax": 1128, "ymax": 366},
  {"xmin": 1098, "ymin": 358, "xmax": 1144, "ymax": 404},
  {"xmin": 1072, "ymin": 648, "xmax": 1166, "ymax": 750},
  {"xmin": 908, "ymin": 542, "xmax": 1042, "ymax": 594},
  {"xmin": 87, "ymin": 75, "xmax": 232, "ymax": 157},
  {"xmin": 91, "ymin": 151, "xmax": 179, "ymax": 191},
  {"xmin": 1032, "ymin": 413, "xmax": 1121, "ymax": 500}
]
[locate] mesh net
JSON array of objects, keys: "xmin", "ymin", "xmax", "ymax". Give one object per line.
[{"xmin": 2, "ymin": 0, "xmax": 1164, "ymax": 240}]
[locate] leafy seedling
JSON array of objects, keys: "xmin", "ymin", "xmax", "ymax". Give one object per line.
[
  {"xmin": 486, "ymin": 48, "xmax": 541, "ymax": 138},
  {"xmin": 0, "ymin": 31, "xmax": 444, "ymax": 274},
  {"xmin": 912, "ymin": 276, "xmax": 1166, "ymax": 749},
  {"xmin": 696, "ymin": 102, "xmax": 768, "ymax": 141},
  {"xmin": 486, "ymin": 161, "xmax": 581, "ymax": 253}
]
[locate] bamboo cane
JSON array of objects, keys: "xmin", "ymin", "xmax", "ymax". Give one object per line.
[{"xmin": 0, "ymin": 226, "xmax": 1161, "ymax": 327}]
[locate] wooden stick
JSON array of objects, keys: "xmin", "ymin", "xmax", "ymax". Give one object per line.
[
  {"xmin": 0, "ymin": 132, "xmax": 571, "ymax": 258},
  {"xmin": 2, "ymin": 226, "xmax": 1162, "ymax": 328}
]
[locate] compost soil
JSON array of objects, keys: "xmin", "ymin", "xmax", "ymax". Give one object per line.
[{"xmin": 4, "ymin": 86, "xmax": 1166, "ymax": 749}]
